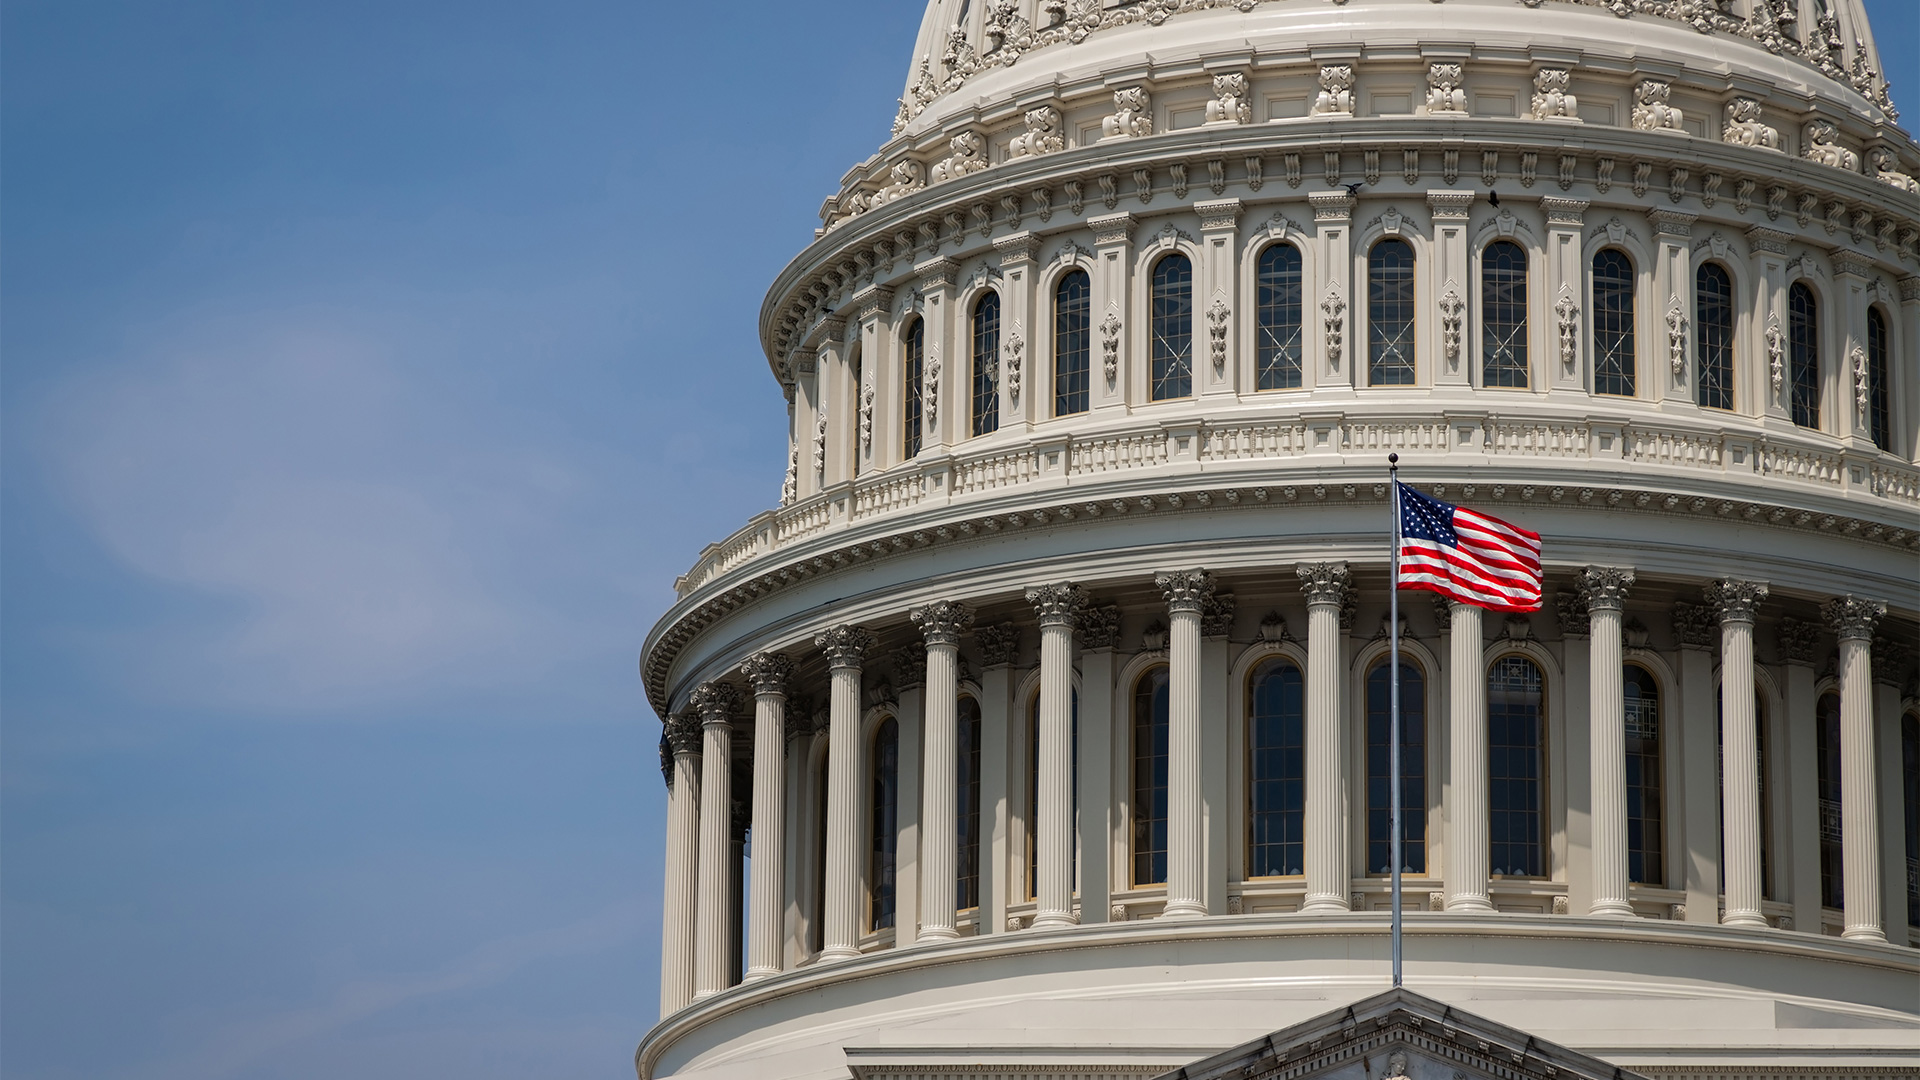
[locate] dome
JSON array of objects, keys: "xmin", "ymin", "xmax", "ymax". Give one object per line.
[{"xmin": 642, "ymin": 0, "xmax": 1919, "ymax": 1077}]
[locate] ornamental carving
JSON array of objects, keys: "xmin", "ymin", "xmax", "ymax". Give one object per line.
[
  {"xmin": 910, "ymin": 600, "xmax": 976, "ymax": 647},
  {"xmin": 1868, "ymin": 147, "xmax": 1919, "ymax": 194},
  {"xmin": 1554, "ymin": 590, "xmax": 1590, "ymax": 638},
  {"xmin": 1295, "ymin": 561, "xmax": 1351, "ymax": 608},
  {"xmin": 1007, "ymin": 104, "xmax": 1064, "ymax": 159},
  {"xmin": 889, "ymin": 645, "xmax": 927, "ymax": 691},
  {"xmin": 930, "ymin": 131, "xmax": 988, "ymax": 185},
  {"xmin": 1822, "ymin": 594, "xmax": 1886, "ymax": 642},
  {"xmin": 1706, "ymin": 579, "xmax": 1769, "ymax": 625},
  {"xmin": 1579, "ymin": 566, "xmax": 1635, "ymax": 613},
  {"xmin": 1080, "ymin": 604, "xmax": 1123, "ymax": 650},
  {"xmin": 1322, "ymin": 287, "xmax": 1346, "ymax": 370},
  {"xmin": 1439, "ymin": 289, "xmax": 1464, "ymax": 370},
  {"xmin": 815, "ymin": 625, "xmax": 876, "ymax": 669},
  {"xmin": 1530, "ymin": 68, "xmax": 1577, "ymax": 120},
  {"xmin": 1206, "ymin": 296, "xmax": 1230, "ymax": 374},
  {"xmin": 1026, "ymin": 582, "xmax": 1088, "ymax": 627},
  {"xmin": 690, "ymin": 681, "xmax": 740, "ymax": 726},
  {"xmin": 1311, "ymin": 65, "xmax": 1354, "ymax": 117},
  {"xmin": 739, "ymin": 652, "xmax": 794, "ymax": 698},
  {"xmin": 925, "ymin": 344, "xmax": 943, "ymax": 428},
  {"xmin": 1776, "ymin": 616, "xmax": 1819, "ymax": 664},
  {"xmin": 813, "ymin": 403, "xmax": 828, "ymax": 478},
  {"xmin": 1666, "ymin": 295, "xmax": 1689, "ymax": 380},
  {"xmin": 1722, "ymin": 97, "xmax": 1779, "ymax": 150},
  {"xmin": 1155, "ymin": 569, "xmax": 1215, "ymax": 615},
  {"xmin": 1100, "ymin": 309, "xmax": 1122, "ymax": 386},
  {"xmin": 873, "ymin": 159, "xmax": 926, "ymax": 206},
  {"xmin": 1803, "ymin": 119, "xmax": 1859, "ymax": 171},
  {"xmin": 1005, "ymin": 329, "xmax": 1024, "ymax": 403},
  {"xmin": 1851, "ymin": 344, "xmax": 1869, "ymax": 420},
  {"xmin": 1554, "ymin": 288, "xmax": 1579, "ymax": 371},
  {"xmin": 1425, "ymin": 62, "xmax": 1464, "ymax": 113},
  {"xmin": 1630, "ymin": 79, "xmax": 1683, "ymax": 131},
  {"xmin": 1101, "ymin": 86, "xmax": 1153, "ymax": 140},
  {"xmin": 975, "ymin": 621, "xmax": 1021, "ymax": 667},
  {"xmin": 781, "ymin": 444, "xmax": 797, "ymax": 506},
  {"xmin": 1204, "ymin": 72, "xmax": 1252, "ymax": 125},
  {"xmin": 1764, "ymin": 314, "xmax": 1784, "ymax": 394},
  {"xmin": 982, "ymin": 0, "xmax": 1033, "ymax": 61},
  {"xmin": 1672, "ymin": 601, "xmax": 1717, "ymax": 649},
  {"xmin": 859, "ymin": 383, "xmax": 875, "ymax": 453},
  {"xmin": 664, "ymin": 712, "xmax": 703, "ymax": 757},
  {"xmin": 1201, "ymin": 591, "xmax": 1236, "ymax": 638}
]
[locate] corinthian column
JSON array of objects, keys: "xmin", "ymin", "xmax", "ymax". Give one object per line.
[
  {"xmin": 1025, "ymin": 583, "xmax": 1086, "ymax": 928},
  {"xmin": 1296, "ymin": 562, "xmax": 1351, "ymax": 913},
  {"xmin": 911, "ymin": 600, "xmax": 975, "ymax": 942},
  {"xmin": 815, "ymin": 625, "xmax": 874, "ymax": 960},
  {"xmin": 1582, "ymin": 566, "xmax": 1636, "ymax": 917},
  {"xmin": 659, "ymin": 713, "xmax": 703, "ymax": 1017},
  {"xmin": 1447, "ymin": 599, "xmax": 1492, "ymax": 912},
  {"xmin": 1825, "ymin": 594, "xmax": 1888, "ymax": 942},
  {"xmin": 1156, "ymin": 570, "xmax": 1215, "ymax": 918},
  {"xmin": 739, "ymin": 653, "xmax": 793, "ymax": 980},
  {"xmin": 1708, "ymin": 579, "xmax": 1769, "ymax": 929},
  {"xmin": 690, "ymin": 681, "xmax": 741, "ymax": 998}
]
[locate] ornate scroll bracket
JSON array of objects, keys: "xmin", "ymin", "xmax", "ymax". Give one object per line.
[
  {"xmin": 1321, "ymin": 287, "xmax": 1346, "ymax": 371},
  {"xmin": 1666, "ymin": 295, "xmax": 1689, "ymax": 381},
  {"xmin": 1439, "ymin": 288, "xmax": 1464, "ymax": 370},
  {"xmin": 1554, "ymin": 288, "xmax": 1579, "ymax": 371},
  {"xmin": 1206, "ymin": 295, "xmax": 1230, "ymax": 375},
  {"xmin": 1100, "ymin": 309, "xmax": 1122, "ymax": 387}
]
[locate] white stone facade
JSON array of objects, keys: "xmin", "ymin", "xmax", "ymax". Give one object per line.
[{"xmin": 639, "ymin": 2, "xmax": 1920, "ymax": 1078}]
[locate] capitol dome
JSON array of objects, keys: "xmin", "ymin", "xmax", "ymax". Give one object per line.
[{"xmin": 640, "ymin": 1, "xmax": 1919, "ymax": 1077}]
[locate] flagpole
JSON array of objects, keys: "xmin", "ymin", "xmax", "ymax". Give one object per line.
[{"xmin": 1388, "ymin": 453, "xmax": 1403, "ymax": 989}]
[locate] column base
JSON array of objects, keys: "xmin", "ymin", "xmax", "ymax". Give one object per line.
[
  {"xmin": 817, "ymin": 946, "xmax": 861, "ymax": 962},
  {"xmin": 1160, "ymin": 899, "xmax": 1207, "ymax": 919},
  {"xmin": 1030, "ymin": 910, "xmax": 1080, "ymax": 930},
  {"xmin": 1300, "ymin": 894, "xmax": 1350, "ymax": 914},
  {"xmin": 1445, "ymin": 895, "xmax": 1495, "ymax": 913},
  {"xmin": 1588, "ymin": 898, "xmax": 1635, "ymax": 917},
  {"xmin": 743, "ymin": 967, "xmax": 780, "ymax": 982},
  {"xmin": 1841, "ymin": 924, "xmax": 1889, "ymax": 944},
  {"xmin": 693, "ymin": 988, "xmax": 719, "ymax": 1001},
  {"xmin": 917, "ymin": 926, "xmax": 961, "ymax": 943},
  {"xmin": 1720, "ymin": 909, "xmax": 1767, "ymax": 929}
]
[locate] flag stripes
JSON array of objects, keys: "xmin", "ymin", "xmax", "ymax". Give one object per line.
[{"xmin": 1394, "ymin": 482, "xmax": 1542, "ymax": 612}]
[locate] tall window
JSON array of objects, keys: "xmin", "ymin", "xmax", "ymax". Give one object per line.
[
  {"xmin": 1868, "ymin": 307, "xmax": 1891, "ymax": 452},
  {"xmin": 1255, "ymin": 243, "xmax": 1304, "ymax": 389},
  {"xmin": 1696, "ymin": 263, "xmax": 1734, "ymax": 410},
  {"xmin": 1488, "ymin": 656, "xmax": 1545, "ymax": 877},
  {"xmin": 1026, "ymin": 690, "xmax": 1079, "ymax": 899},
  {"xmin": 1481, "ymin": 241, "xmax": 1528, "ymax": 388},
  {"xmin": 1903, "ymin": 712, "xmax": 1918, "ymax": 929},
  {"xmin": 1368, "ymin": 238, "xmax": 1417, "ymax": 385},
  {"xmin": 1592, "ymin": 249, "xmax": 1636, "ymax": 397},
  {"xmin": 1150, "ymin": 254, "xmax": 1193, "ymax": 400},
  {"xmin": 1624, "ymin": 665, "xmax": 1663, "ymax": 886},
  {"xmin": 1247, "ymin": 658, "xmax": 1306, "ymax": 877},
  {"xmin": 1054, "ymin": 269, "xmax": 1091, "ymax": 416},
  {"xmin": 971, "ymin": 292, "xmax": 1000, "ymax": 437},
  {"xmin": 1817, "ymin": 692, "xmax": 1842, "ymax": 908},
  {"xmin": 958, "ymin": 696, "xmax": 983, "ymax": 912},
  {"xmin": 849, "ymin": 345, "xmax": 865, "ymax": 476},
  {"xmin": 869, "ymin": 717, "xmax": 900, "ymax": 931},
  {"xmin": 1366, "ymin": 661, "xmax": 1426, "ymax": 875},
  {"xmin": 903, "ymin": 319, "xmax": 925, "ymax": 458},
  {"xmin": 1789, "ymin": 282, "xmax": 1820, "ymax": 429},
  {"xmin": 1132, "ymin": 667, "xmax": 1171, "ymax": 885}
]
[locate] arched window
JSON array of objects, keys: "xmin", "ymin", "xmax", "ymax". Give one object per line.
[
  {"xmin": 1150, "ymin": 253, "xmax": 1194, "ymax": 400},
  {"xmin": 1715, "ymin": 687, "xmax": 1772, "ymax": 896},
  {"xmin": 1366, "ymin": 660, "xmax": 1426, "ymax": 874},
  {"xmin": 958, "ymin": 696, "xmax": 983, "ymax": 912},
  {"xmin": 1247, "ymin": 658, "xmax": 1306, "ymax": 877},
  {"xmin": 1592, "ymin": 249, "xmax": 1636, "ymax": 397},
  {"xmin": 1025, "ymin": 689, "xmax": 1079, "ymax": 900},
  {"xmin": 1903, "ymin": 712, "xmax": 1918, "ymax": 928},
  {"xmin": 849, "ymin": 345, "xmax": 865, "ymax": 476},
  {"xmin": 1054, "ymin": 269, "xmax": 1091, "ymax": 416},
  {"xmin": 1868, "ymin": 307, "xmax": 1891, "ymax": 452},
  {"xmin": 1481, "ymin": 241, "xmax": 1528, "ymax": 388},
  {"xmin": 1256, "ymin": 243, "xmax": 1304, "ymax": 389},
  {"xmin": 1696, "ymin": 263, "xmax": 1734, "ymax": 410},
  {"xmin": 1624, "ymin": 664, "xmax": 1663, "ymax": 886},
  {"xmin": 869, "ymin": 716, "xmax": 900, "ymax": 931},
  {"xmin": 1368, "ymin": 238, "xmax": 1417, "ymax": 385},
  {"xmin": 971, "ymin": 292, "xmax": 1000, "ymax": 437},
  {"xmin": 1817, "ymin": 692, "xmax": 1842, "ymax": 907},
  {"xmin": 1488, "ymin": 655, "xmax": 1545, "ymax": 877},
  {"xmin": 1132, "ymin": 666, "xmax": 1171, "ymax": 885},
  {"xmin": 1789, "ymin": 282, "xmax": 1820, "ymax": 429},
  {"xmin": 903, "ymin": 319, "xmax": 925, "ymax": 458}
]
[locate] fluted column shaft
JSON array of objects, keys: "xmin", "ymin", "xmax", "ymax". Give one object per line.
[
  {"xmin": 1584, "ymin": 567, "xmax": 1635, "ymax": 917},
  {"xmin": 659, "ymin": 716, "xmax": 702, "ymax": 1017},
  {"xmin": 912, "ymin": 602, "xmax": 974, "ymax": 942},
  {"xmin": 740, "ymin": 654, "xmax": 792, "ymax": 980},
  {"xmin": 816, "ymin": 626, "xmax": 874, "ymax": 960},
  {"xmin": 1710, "ymin": 580, "xmax": 1769, "ymax": 929},
  {"xmin": 1447, "ymin": 600, "xmax": 1493, "ymax": 911},
  {"xmin": 1027, "ymin": 585, "xmax": 1086, "ymax": 928},
  {"xmin": 691, "ymin": 683, "xmax": 740, "ymax": 998},
  {"xmin": 1297, "ymin": 562, "xmax": 1350, "ymax": 914},
  {"xmin": 1827, "ymin": 595, "xmax": 1888, "ymax": 942},
  {"xmin": 1156, "ymin": 572, "xmax": 1213, "ymax": 918}
]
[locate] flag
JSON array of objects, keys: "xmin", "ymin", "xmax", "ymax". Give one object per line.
[{"xmin": 1395, "ymin": 482, "xmax": 1542, "ymax": 612}]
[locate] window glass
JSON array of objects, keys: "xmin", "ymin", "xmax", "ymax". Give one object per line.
[
  {"xmin": 1624, "ymin": 665, "xmax": 1663, "ymax": 886},
  {"xmin": 1369, "ymin": 239, "xmax": 1417, "ymax": 385},
  {"xmin": 1366, "ymin": 661, "xmax": 1426, "ymax": 874},
  {"xmin": 1903, "ymin": 712, "xmax": 1918, "ymax": 928},
  {"xmin": 1817, "ymin": 693, "xmax": 1842, "ymax": 907},
  {"xmin": 1247, "ymin": 659, "xmax": 1305, "ymax": 877},
  {"xmin": 903, "ymin": 320, "xmax": 925, "ymax": 458},
  {"xmin": 869, "ymin": 717, "xmax": 900, "ymax": 930},
  {"xmin": 1488, "ymin": 656, "xmax": 1545, "ymax": 877},
  {"xmin": 1592, "ymin": 249, "xmax": 1635, "ymax": 397},
  {"xmin": 1481, "ymin": 241, "xmax": 1528, "ymax": 388},
  {"xmin": 1789, "ymin": 282, "xmax": 1820, "ymax": 429},
  {"xmin": 1150, "ymin": 254, "xmax": 1193, "ymax": 400},
  {"xmin": 958, "ymin": 696, "xmax": 982, "ymax": 911},
  {"xmin": 1054, "ymin": 270, "xmax": 1091, "ymax": 416},
  {"xmin": 1132, "ymin": 668, "xmax": 1170, "ymax": 885},
  {"xmin": 1256, "ymin": 243, "xmax": 1304, "ymax": 390},
  {"xmin": 1868, "ymin": 307, "xmax": 1891, "ymax": 452},
  {"xmin": 1695, "ymin": 263, "xmax": 1734, "ymax": 410},
  {"xmin": 971, "ymin": 293, "xmax": 1000, "ymax": 437}
]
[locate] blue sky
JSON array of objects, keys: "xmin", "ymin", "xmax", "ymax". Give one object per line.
[{"xmin": 1, "ymin": 3, "xmax": 1913, "ymax": 1078}]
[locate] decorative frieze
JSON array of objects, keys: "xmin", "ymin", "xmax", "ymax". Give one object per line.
[
  {"xmin": 929, "ymin": 131, "xmax": 988, "ymax": 185},
  {"xmin": 1427, "ymin": 190, "xmax": 1473, "ymax": 220},
  {"xmin": 1868, "ymin": 147, "xmax": 1919, "ymax": 193}
]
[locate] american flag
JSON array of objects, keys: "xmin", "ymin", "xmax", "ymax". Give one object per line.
[{"xmin": 1395, "ymin": 482, "xmax": 1542, "ymax": 612}]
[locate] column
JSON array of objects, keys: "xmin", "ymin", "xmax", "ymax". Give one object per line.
[
  {"xmin": 1078, "ymin": 609, "xmax": 1120, "ymax": 924},
  {"xmin": 1296, "ymin": 562, "xmax": 1351, "ymax": 913},
  {"xmin": 739, "ymin": 654, "xmax": 792, "ymax": 980},
  {"xmin": 1583, "ymin": 567, "xmax": 1636, "ymax": 916},
  {"xmin": 1201, "ymin": 593, "xmax": 1234, "ymax": 913},
  {"xmin": 1824, "ymin": 595, "xmax": 1888, "ymax": 942},
  {"xmin": 911, "ymin": 601, "xmax": 974, "ymax": 942},
  {"xmin": 1307, "ymin": 192, "xmax": 1355, "ymax": 393},
  {"xmin": 1026, "ymin": 584, "xmax": 1086, "ymax": 928},
  {"xmin": 1709, "ymin": 579, "xmax": 1769, "ymax": 929},
  {"xmin": 659, "ymin": 713, "xmax": 703, "ymax": 1017},
  {"xmin": 781, "ymin": 701, "xmax": 816, "ymax": 968},
  {"xmin": 1542, "ymin": 198, "xmax": 1588, "ymax": 394},
  {"xmin": 815, "ymin": 625, "xmax": 875, "ymax": 960},
  {"xmin": 1874, "ymin": 666, "xmax": 1908, "ymax": 946},
  {"xmin": 1446, "ymin": 600, "xmax": 1492, "ymax": 911},
  {"xmin": 1089, "ymin": 211, "xmax": 1135, "ymax": 412},
  {"xmin": 1427, "ymin": 190, "xmax": 1473, "ymax": 389},
  {"xmin": 691, "ymin": 682, "xmax": 740, "ymax": 998},
  {"xmin": 1157, "ymin": 572, "xmax": 1215, "ymax": 918}
]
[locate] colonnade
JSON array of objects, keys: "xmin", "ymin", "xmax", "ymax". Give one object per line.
[{"xmin": 656, "ymin": 567, "xmax": 1898, "ymax": 1016}]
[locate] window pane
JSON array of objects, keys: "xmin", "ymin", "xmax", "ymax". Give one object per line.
[
  {"xmin": 1488, "ymin": 656, "xmax": 1544, "ymax": 877},
  {"xmin": 1624, "ymin": 665, "xmax": 1663, "ymax": 886},
  {"xmin": 958, "ymin": 697, "xmax": 982, "ymax": 911},
  {"xmin": 903, "ymin": 321, "xmax": 924, "ymax": 458},
  {"xmin": 1054, "ymin": 270, "xmax": 1091, "ymax": 416},
  {"xmin": 1151, "ymin": 255, "xmax": 1193, "ymax": 400},
  {"xmin": 971, "ymin": 292, "xmax": 1000, "ymax": 437},
  {"xmin": 1256, "ymin": 244, "xmax": 1304, "ymax": 389},
  {"xmin": 1696, "ymin": 263, "xmax": 1734, "ymax": 410},
  {"xmin": 1132, "ymin": 668, "xmax": 1171, "ymax": 885},
  {"xmin": 1902, "ymin": 713, "xmax": 1918, "ymax": 928},
  {"xmin": 1369, "ymin": 239, "xmax": 1416, "ymax": 385},
  {"xmin": 1789, "ymin": 282, "xmax": 1820, "ymax": 429},
  {"xmin": 1481, "ymin": 241, "xmax": 1528, "ymax": 388},
  {"xmin": 1868, "ymin": 308, "xmax": 1891, "ymax": 452},
  {"xmin": 1593, "ymin": 249, "xmax": 1635, "ymax": 397},
  {"xmin": 1366, "ymin": 662, "xmax": 1426, "ymax": 875},
  {"xmin": 1817, "ymin": 693, "xmax": 1842, "ymax": 907},
  {"xmin": 869, "ymin": 717, "xmax": 899, "ymax": 930},
  {"xmin": 1247, "ymin": 659, "xmax": 1305, "ymax": 877}
]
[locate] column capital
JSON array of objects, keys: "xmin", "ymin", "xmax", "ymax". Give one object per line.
[
  {"xmin": 1201, "ymin": 592, "xmax": 1237, "ymax": 638},
  {"xmin": 1088, "ymin": 211, "xmax": 1137, "ymax": 246},
  {"xmin": 1155, "ymin": 569, "xmax": 1216, "ymax": 615},
  {"xmin": 1309, "ymin": 190, "xmax": 1355, "ymax": 222},
  {"xmin": 1706, "ymin": 579, "xmax": 1770, "ymax": 625},
  {"xmin": 1081, "ymin": 604, "xmax": 1123, "ymax": 650},
  {"xmin": 1579, "ymin": 566, "xmax": 1635, "ymax": 613},
  {"xmin": 665, "ymin": 713, "xmax": 704, "ymax": 757},
  {"xmin": 1776, "ymin": 615, "xmax": 1820, "ymax": 665},
  {"xmin": 1647, "ymin": 207, "xmax": 1696, "ymax": 237},
  {"xmin": 815, "ymin": 625, "xmax": 876, "ymax": 669},
  {"xmin": 975, "ymin": 621, "xmax": 1022, "ymax": 667},
  {"xmin": 1553, "ymin": 590, "xmax": 1589, "ymax": 637},
  {"xmin": 913, "ymin": 256, "xmax": 960, "ymax": 290},
  {"xmin": 1822, "ymin": 594, "xmax": 1886, "ymax": 642},
  {"xmin": 889, "ymin": 645, "xmax": 927, "ymax": 691},
  {"xmin": 1671, "ymin": 600, "xmax": 1717, "ymax": 650},
  {"xmin": 690, "ymin": 682, "xmax": 740, "ymax": 727},
  {"xmin": 1025, "ymin": 583, "xmax": 1088, "ymax": 627},
  {"xmin": 1194, "ymin": 197, "xmax": 1243, "ymax": 231},
  {"xmin": 1899, "ymin": 276, "xmax": 1920, "ymax": 304},
  {"xmin": 910, "ymin": 600, "xmax": 976, "ymax": 646},
  {"xmin": 1427, "ymin": 189, "xmax": 1476, "ymax": 220},
  {"xmin": 739, "ymin": 652, "xmax": 794, "ymax": 698},
  {"xmin": 1540, "ymin": 195, "xmax": 1589, "ymax": 225},
  {"xmin": 1295, "ymin": 561, "xmax": 1351, "ymax": 609}
]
